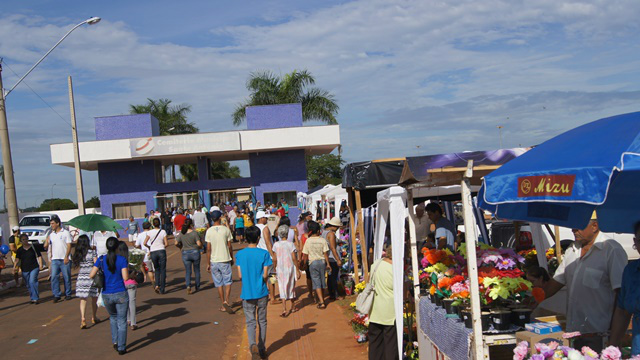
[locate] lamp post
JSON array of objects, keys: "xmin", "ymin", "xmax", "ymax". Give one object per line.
[{"xmin": 0, "ymin": 16, "xmax": 100, "ymax": 228}]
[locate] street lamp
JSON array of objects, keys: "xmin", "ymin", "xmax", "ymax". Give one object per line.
[{"xmin": 0, "ymin": 17, "xmax": 100, "ymax": 228}]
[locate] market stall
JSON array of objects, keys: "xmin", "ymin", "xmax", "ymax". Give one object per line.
[
  {"xmin": 374, "ymin": 149, "xmax": 526, "ymax": 358},
  {"xmin": 396, "ymin": 148, "xmax": 529, "ymax": 359}
]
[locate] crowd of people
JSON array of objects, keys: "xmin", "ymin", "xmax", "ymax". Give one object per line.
[{"xmin": 6, "ymin": 198, "xmax": 349, "ymax": 359}]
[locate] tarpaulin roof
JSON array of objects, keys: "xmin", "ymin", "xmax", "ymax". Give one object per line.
[
  {"xmin": 342, "ymin": 158, "xmax": 405, "ymax": 190},
  {"xmin": 399, "ymin": 148, "xmax": 530, "ymax": 186}
]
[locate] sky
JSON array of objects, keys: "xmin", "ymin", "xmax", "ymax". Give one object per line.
[{"xmin": 2, "ymin": 0, "xmax": 640, "ymax": 208}]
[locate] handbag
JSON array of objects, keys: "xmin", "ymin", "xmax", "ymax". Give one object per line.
[
  {"xmin": 92, "ymin": 256, "xmax": 105, "ymax": 289},
  {"xmin": 355, "ymin": 259, "xmax": 383, "ymax": 315}
]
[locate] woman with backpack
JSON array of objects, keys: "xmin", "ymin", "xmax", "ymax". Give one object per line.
[{"xmin": 90, "ymin": 237, "xmax": 129, "ymax": 355}]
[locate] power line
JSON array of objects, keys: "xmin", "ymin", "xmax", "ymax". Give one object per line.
[{"xmin": 1, "ymin": 59, "xmax": 72, "ymax": 128}]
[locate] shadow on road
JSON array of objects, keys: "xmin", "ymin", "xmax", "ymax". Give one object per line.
[
  {"xmin": 126, "ymin": 321, "xmax": 210, "ymax": 352},
  {"xmin": 143, "ymin": 297, "xmax": 186, "ymax": 306},
  {"xmin": 267, "ymin": 322, "xmax": 317, "ymax": 355},
  {"xmin": 136, "ymin": 306, "xmax": 189, "ymax": 329}
]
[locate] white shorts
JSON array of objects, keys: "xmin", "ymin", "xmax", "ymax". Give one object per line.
[{"xmin": 128, "ymin": 234, "xmax": 135, "ymax": 243}]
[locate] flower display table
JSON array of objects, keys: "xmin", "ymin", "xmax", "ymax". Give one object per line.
[{"xmin": 418, "ymin": 297, "xmax": 518, "ymax": 360}]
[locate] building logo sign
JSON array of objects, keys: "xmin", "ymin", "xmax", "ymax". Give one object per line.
[
  {"xmin": 129, "ymin": 133, "xmax": 241, "ymax": 158},
  {"xmin": 134, "ymin": 137, "xmax": 155, "ymax": 155},
  {"xmin": 517, "ymin": 175, "xmax": 576, "ymax": 197}
]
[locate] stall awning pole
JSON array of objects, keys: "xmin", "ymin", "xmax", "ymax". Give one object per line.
[
  {"xmin": 347, "ymin": 188, "xmax": 360, "ymax": 280},
  {"xmin": 407, "ymin": 191, "xmax": 421, "ymax": 311},
  {"xmin": 355, "ymin": 189, "xmax": 370, "ymax": 282},
  {"xmin": 461, "ymin": 161, "xmax": 485, "ymax": 359},
  {"xmin": 555, "ymin": 225, "xmax": 562, "ymax": 263}
]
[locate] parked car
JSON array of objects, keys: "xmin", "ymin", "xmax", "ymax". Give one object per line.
[{"xmin": 19, "ymin": 214, "xmax": 53, "ymax": 245}]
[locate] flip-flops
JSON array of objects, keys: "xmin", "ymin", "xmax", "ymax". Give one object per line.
[{"xmin": 223, "ymin": 302, "xmax": 234, "ymax": 314}]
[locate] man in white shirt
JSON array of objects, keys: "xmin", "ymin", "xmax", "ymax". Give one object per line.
[
  {"xmin": 93, "ymin": 230, "xmax": 117, "ymax": 257},
  {"xmin": 44, "ymin": 216, "xmax": 73, "ymax": 302},
  {"xmin": 193, "ymin": 209, "xmax": 208, "ymax": 231},
  {"xmin": 414, "ymin": 203, "xmax": 433, "ymax": 250},
  {"xmin": 542, "ymin": 212, "xmax": 627, "ymax": 351}
]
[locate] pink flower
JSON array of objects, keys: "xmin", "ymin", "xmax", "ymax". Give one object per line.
[
  {"xmin": 547, "ymin": 341, "xmax": 559, "ymax": 350},
  {"xmin": 513, "ymin": 341, "xmax": 528, "ymax": 360},
  {"xmin": 580, "ymin": 346, "xmax": 598, "ymax": 359},
  {"xmin": 562, "ymin": 331, "xmax": 581, "ymax": 339},
  {"xmin": 600, "ymin": 346, "xmax": 621, "ymax": 360},
  {"xmin": 534, "ymin": 343, "xmax": 554, "ymax": 358}
]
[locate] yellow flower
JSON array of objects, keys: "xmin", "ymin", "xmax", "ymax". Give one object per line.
[{"xmin": 350, "ymin": 302, "xmax": 356, "ymax": 309}]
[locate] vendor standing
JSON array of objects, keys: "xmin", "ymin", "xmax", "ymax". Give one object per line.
[
  {"xmin": 425, "ymin": 203, "xmax": 455, "ymax": 251},
  {"xmin": 543, "ymin": 212, "xmax": 627, "ymax": 351},
  {"xmin": 414, "ymin": 203, "xmax": 433, "ymax": 251},
  {"xmin": 610, "ymin": 221, "xmax": 640, "ymax": 355}
]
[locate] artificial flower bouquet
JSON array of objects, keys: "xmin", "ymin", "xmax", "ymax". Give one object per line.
[{"xmin": 513, "ymin": 340, "xmax": 638, "ymax": 360}]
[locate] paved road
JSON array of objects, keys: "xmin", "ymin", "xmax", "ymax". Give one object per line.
[{"xmin": 0, "ymin": 242, "xmax": 245, "ymax": 359}]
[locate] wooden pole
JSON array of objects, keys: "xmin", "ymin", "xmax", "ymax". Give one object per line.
[
  {"xmin": 554, "ymin": 225, "xmax": 562, "ymax": 263},
  {"xmin": 347, "ymin": 188, "xmax": 360, "ymax": 281},
  {"xmin": 355, "ymin": 189, "xmax": 370, "ymax": 282},
  {"xmin": 68, "ymin": 76, "xmax": 85, "ymax": 215}
]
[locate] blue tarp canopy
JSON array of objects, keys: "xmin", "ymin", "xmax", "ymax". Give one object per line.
[{"xmin": 478, "ymin": 112, "xmax": 640, "ymax": 233}]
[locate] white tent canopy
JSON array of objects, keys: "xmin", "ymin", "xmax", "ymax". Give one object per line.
[
  {"xmin": 373, "ymin": 186, "xmax": 407, "ymax": 360},
  {"xmin": 305, "ymin": 184, "xmax": 347, "ymax": 221}
]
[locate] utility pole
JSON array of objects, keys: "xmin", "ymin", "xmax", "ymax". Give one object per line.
[
  {"xmin": 68, "ymin": 76, "xmax": 85, "ymax": 214},
  {"xmin": 0, "ymin": 64, "xmax": 20, "ymax": 228}
]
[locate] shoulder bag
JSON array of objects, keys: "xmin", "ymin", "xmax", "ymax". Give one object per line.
[
  {"xmin": 92, "ymin": 256, "xmax": 105, "ymax": 289},
  {"xmin": 145, "ymin": 229, "xmax": 162, "ymax": 250},
  {"xmin": 355, "ymin": 259, "xmax": 384, "ymax": 315}
]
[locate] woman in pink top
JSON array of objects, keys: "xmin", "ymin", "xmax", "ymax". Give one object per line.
[{"xmin": 117, "ymin": 242, "xmax": 139, "ymax": 330}]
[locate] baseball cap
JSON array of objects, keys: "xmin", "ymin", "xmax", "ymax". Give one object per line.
[
  {"xmin": 211, "ymin": 210, "xmax": 222, "ymax": 221},
  {"xmin": 210, "ymin": 206, "xmax": 220, "ymax": 212},
  {"xmin": 12, "ymin": 226, "xmax": 20, "ymax": 231},
  {"xmin": 256, "ymin": 211, "xmax": 267, "ymax": 220}
]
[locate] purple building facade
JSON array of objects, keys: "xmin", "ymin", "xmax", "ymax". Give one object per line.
[{"xmin": 97, "ymin": 104, "xmax": 310, "ymax": 228}]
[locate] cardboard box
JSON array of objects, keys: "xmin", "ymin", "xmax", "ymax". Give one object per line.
[
  {"xmin": 525, "ymin": 322, "xmax": 562, "ymax": 334},
  {"xmin": 516, "ymin": 331, "xmax": 569, "ymax": 356},
  {"xmin": 534, "ymin": 315, "xmax": 566, "ymax": 330}
]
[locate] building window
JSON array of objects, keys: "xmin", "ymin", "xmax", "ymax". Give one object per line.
[
  {"xmin": 112, "ymin": 202, "xmax": 147, "ymax": 220},
  {"xmin": 263, "ymin": 191, "xmax": 298, "ymax": 207},
  {"xmin": 208, "ymin": 159, "xmax": 250, "ymax": 180},
  {"xmin": 155, "ymin": 161, "xmax": 199, "ymax": 183}
]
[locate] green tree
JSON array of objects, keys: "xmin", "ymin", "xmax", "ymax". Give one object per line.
[
  {"xmin": 232, "ymin": 70, "xmax": 339, "ymax": 126},
  {"xmin": 130, "ymin": 98, "xmax": 199, "ymax": 181},
  {"xmin": 306, "ymin": 153, "xmax": 344, "ymax": 189},
  {"xmin": 209, "ymin": 161, "xmax": 242, "ymax": 180},
  {"xmin": 39, "ymin": 198, "xmax": 77, "ymax": 211},
  {"xmin": 130, "ymin": 98, "xmax": 198, "ymax": 135},
  {"xmin": 84, "ymin": 196, "xmax": 101, "ymax": 208}
]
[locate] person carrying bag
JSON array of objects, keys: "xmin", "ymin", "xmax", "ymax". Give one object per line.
[
  {"xmin": 144, "ymin": 218, "xmax": 168, "ymax": 294},
  {"xmin": 355, "ymin": 259, "xmax": 383, "ymax": 314}
]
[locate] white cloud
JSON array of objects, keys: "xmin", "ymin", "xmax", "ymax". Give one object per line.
[{"xmin": 1, "ymin": 0, "xmax": 640, "ymax": 204}]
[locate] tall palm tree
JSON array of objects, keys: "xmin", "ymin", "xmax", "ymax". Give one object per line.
[
  {"xmin": 130, "ymin": 98, "xmax": 198, "ymax": 135},
  {"xmin": 130, "ymin": 98, "xmax": 199, "ymax": 181},
  {"xmin": 232, "ymin": 70, "xmax": 339, "ymax": 126}
]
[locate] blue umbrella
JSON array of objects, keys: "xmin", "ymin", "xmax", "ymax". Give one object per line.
[{"xmin": 478, "ymin": 111, "xmax": 640, "ymax": 233}]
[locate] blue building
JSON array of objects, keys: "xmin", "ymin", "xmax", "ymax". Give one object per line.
[{"xmin": 51, "ymin": 103, "xmax": 340, "ymax": 227}]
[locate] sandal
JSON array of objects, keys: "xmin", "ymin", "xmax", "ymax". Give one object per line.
[
  {"xmin": 80, "ymin": 320, "xmax": 87, "ymax": 329},
  {"xmin": 280, "ymin": 311, "xmax": 288, "ymax": 318},
  {"xmin": 154, "ymin": 286, "xmax": 160, "ymax": 294},
  {"xmin": 222, "ymin": 302, "xmax": 234, "ymax": 314},
  {"xmin": 92, "ymin": 317, "xmax": 101, "ymax": 325},
  {"xmin": 317, "ymin": 303, "xmax": 326, "ymax": 309},
  {"xmin": 219, "ymin": 307, "xmax": 227, "ymax": 312}
]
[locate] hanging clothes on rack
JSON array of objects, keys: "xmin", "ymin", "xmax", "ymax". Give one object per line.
[{"xmin": 362, "ymin": 205, "xmax": 377, "ymax": 251}]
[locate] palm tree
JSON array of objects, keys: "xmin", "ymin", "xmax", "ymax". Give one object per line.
[
  {"xmin": 130, "ymin": 98, "xmax": 199, "ymax": 181},
  {"xmin": 130, "ymin": 98, "xmax": 198, "ymax": 135},
  {"xmin": 232, "ymin": 70, "xmax": 339, "ymax": 126}
]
